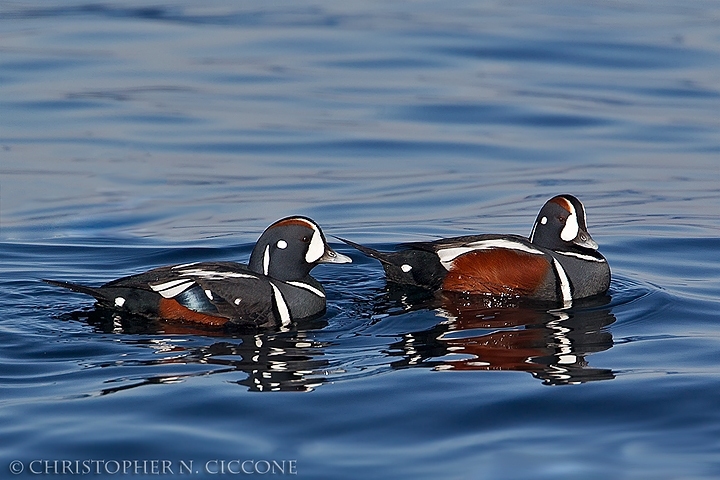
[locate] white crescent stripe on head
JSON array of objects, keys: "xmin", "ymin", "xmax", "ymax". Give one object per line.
[
  {"xmin": 552, "ymin": 257, "xmax": 572, "ymax": 306},
  {"xmin": 286, "ymin": 281, "xmax": 325, "ymax": 298},
  {"xmin": 437, "ymin": 239, "xmax": 545, "ymax": 270},
  {"xmin": 269, "ymin": 282, "xmax": 291, "ymax": 326},
  {"xmin": 305, "ymin": 228, "xmax": 325, "ymax": 264}
]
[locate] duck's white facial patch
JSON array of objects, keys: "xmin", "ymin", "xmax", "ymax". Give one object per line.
[
  {"xmin": 541, "ymin": 216, "xmax": 548, "ymax": 225},
  {"xmin": 560, "ymin": 210, "xmax": 579, "ymax": 242},
  {"xmin": 276, "ymin": 239, "xmax": 287, "ymax": 249},
  {"xmin": 401, "ymin": 264, "xmax": 413, "ymax": 273},
  {"xmin": 114, "ymin": 297, "xmax": 126, "ymax": 307},
  {"xmin": 305, "ymin": 229, "xmax": 325, "ymax": 264},
  {"xmin": 234, "ymin": 298, "xmax": 242, "ymax": 305}
]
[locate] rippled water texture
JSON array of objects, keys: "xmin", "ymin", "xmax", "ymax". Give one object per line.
[{"xmin": 1, "ymin": 1, "xmax": 720, "ymax": 479}]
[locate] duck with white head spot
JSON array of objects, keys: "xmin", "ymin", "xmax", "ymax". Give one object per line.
[
  {"xmin": 340, "ymin": 194, "xmax": 610, "ymax": 305},
  {"xmin": 530, "ymin": 194, "xmax": 599, "ymax": 251},
  {"xmin": 528, "ymin": 194, "xmax": 609, "ymax": 299},
  {"xmin": 45, "ymin": 216, "xmax": 351, "ymax": 329}
]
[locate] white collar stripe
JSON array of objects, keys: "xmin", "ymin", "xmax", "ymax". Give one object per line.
[
  {"xmin": 555, "ymin": 251, "xmax": 606, "ymax": 262},
  {"xmin": 263, "ymin": 245, "xmax": 271, "ymax": 276},
  {"xmin": 269, "ymin": 282, "xmax": 292, "ymax": 326},
  {"xmin": 551, "ymin": 257, "xmax": 572, "ymax": 306}
]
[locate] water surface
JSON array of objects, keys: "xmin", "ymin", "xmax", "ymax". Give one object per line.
[{"xmin": 1, "ymin": 1, "xmax": 720, "ymax": 479}]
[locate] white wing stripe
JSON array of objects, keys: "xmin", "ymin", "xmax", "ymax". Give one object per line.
[
  {"xmin": 172, "ymin": 262, "xmax": 199, "ymax": 270},
  {"xmin": 150, "ymin": 280, "xmax": 195, "ymax": 298},
  {"xmin": 437, "ymin": 239, "xmax": 544, "ymax": 269},
  {"xmin": 466, "ymin": 239, "xmax": 544, "ymax": 253},
  {"xmin": 178, "ymin": 268, "xmax": 258, "ymax": 279},
  {"xmin": 150, "ymin": 278, "xmax": 192, "ymax": 291},
  {"xmin": 150, "ymin": 268, "xmax": 260, "ymax": 298},
  {"xmin": 286, "ymin": 281, "xmax": 325, "ymax": 298},
  {"xmin": 437, "ymin": 247, "xmax": 477, "ymax": 269}
]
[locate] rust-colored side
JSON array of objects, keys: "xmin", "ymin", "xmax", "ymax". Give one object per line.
[
  {"xmin": 158, "ymin": 298, "xmax": 229, "ymax": 326},
  {"xmin": 442, "ymin": 249, "xmax": 550, "ymax": 295}
]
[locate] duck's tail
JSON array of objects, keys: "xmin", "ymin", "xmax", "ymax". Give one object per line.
[
  {"xmin": 43, "ymin": 279, "xmax": 106, "ymax": 301},
  {"xmin": 335, "ymin": 237, "xmax": 445, "ymax": 289},
  {"xmin": 334, "ymin": 237, "xmax": 395, "ymax": 265}
]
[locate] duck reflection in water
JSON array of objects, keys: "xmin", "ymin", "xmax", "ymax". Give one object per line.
[
  {"xmin": 63, "ymin": 286, "xmax": 615, "ymax": 392},
  {"xmin": 65, "ymin": 307, "xmax": 332, "ymax": 393},
  {"xmin": 379, "ymin": 286, "xmax": 616, "ymax": 385}
]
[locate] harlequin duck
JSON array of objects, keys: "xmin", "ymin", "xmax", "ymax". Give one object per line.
[
  {"xmin": 45, "ymin": 216, "xmax": 351, "ymax": 329},
  {"xmin": 340, "ymin": 195, "xmax": 610, "ymax": 305}
]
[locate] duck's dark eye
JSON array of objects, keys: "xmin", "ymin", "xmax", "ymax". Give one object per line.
[
  {"xmin": 558, "ymin": 216, "xmax": 566, "ymax": 223},
  {"xmin": 301, "ymin": 235, "xmax": 310, "ymax": 243}
]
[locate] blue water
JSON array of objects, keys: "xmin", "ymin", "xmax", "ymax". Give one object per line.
[{"xmin": 2, "ymin": 1, "xmax": 720, "ymax": 478}]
